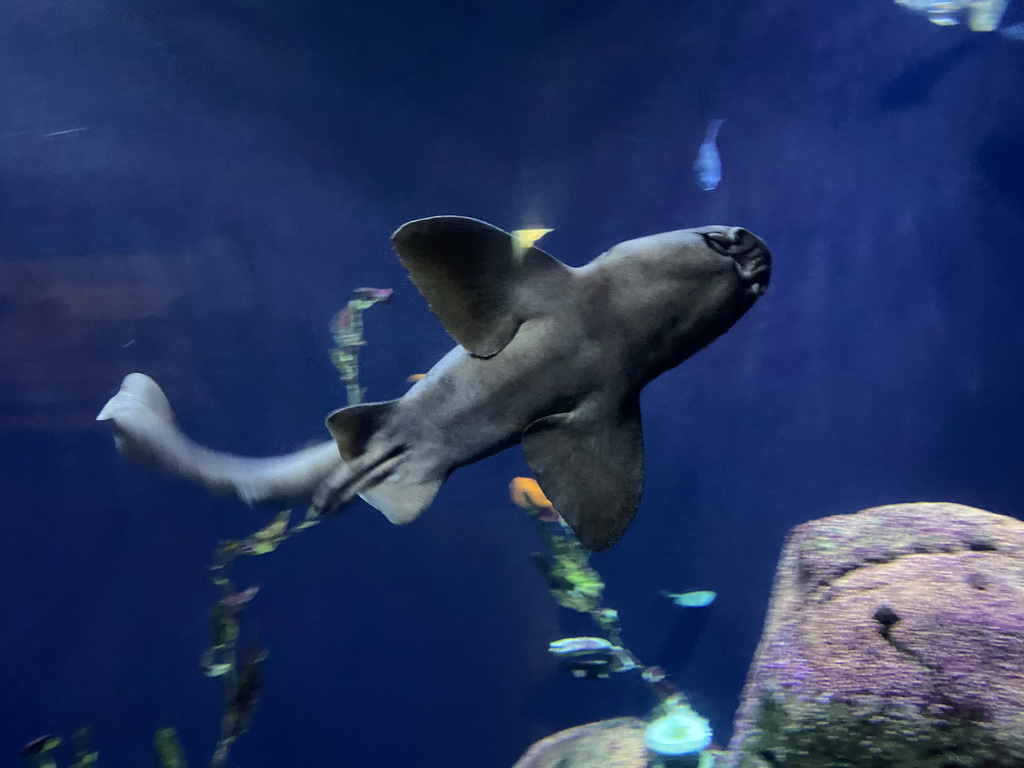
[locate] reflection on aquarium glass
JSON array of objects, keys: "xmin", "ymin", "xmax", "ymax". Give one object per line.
[{"xmin": 2, "ymin": 1, "xmax": 1023, "ymax": 767}]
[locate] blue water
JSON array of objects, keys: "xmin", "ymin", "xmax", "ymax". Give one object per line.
[{"xmin": 1, "ymin": 1, "xmax": 1023, "ymax": 766}]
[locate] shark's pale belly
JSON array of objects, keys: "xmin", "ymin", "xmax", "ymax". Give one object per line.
[{"xmin": 391, "ymin": 325, "xmax": 596, "ymax": 474}]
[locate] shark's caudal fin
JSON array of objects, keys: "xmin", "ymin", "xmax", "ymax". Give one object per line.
[
  {"xmin": 97, "ymin": 373, "xmax": 342, "ymax": 508},
  {"xmin": 522, "ymin": 395, "xmax": 645, "ymax": 552},
  {"xmin": 317, "ymin": 400, "xmax": 442, "ymax": 524}
]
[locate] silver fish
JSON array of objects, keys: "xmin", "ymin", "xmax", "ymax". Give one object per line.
[
  {"xmin": 661, "ymin": 589, "xmax": 717, "ymax": 607},
  {"xmin": 693, "ymin": 119, "xmax": 725, "ymax": 191},
  {"xmin": 548, "ymin": 637, "xmax": 619, "ymax": 656}
]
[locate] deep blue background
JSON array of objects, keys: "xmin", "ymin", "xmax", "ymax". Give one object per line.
[{"xmin": 2, "ymin": 0, "xmax": 1023, "ymax": 766}]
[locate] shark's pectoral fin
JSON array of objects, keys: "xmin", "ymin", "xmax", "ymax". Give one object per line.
[
  {"xmin": 521, "ymin": 398, "xmax": 644, "ymax": 552},
  {"xmin": 323, "ymin": 400, "xmax": 441, "ymax": 524},
  {"xmin": 391, "ymin": 215, "xmax": 572, "ymax": 358}
]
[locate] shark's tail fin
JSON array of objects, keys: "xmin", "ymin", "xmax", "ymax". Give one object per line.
[
  {"xmin": 314, "ymin": 400, "xmax": 443, "ymax": 524},
  {"xmin": 96, "ymin": 373, "xmax": 343, "ymax": 508}
]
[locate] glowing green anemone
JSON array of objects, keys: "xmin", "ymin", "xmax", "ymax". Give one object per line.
[{"xmin": 644, "ymin": 705, "xmax": 713, "ymax": 756}]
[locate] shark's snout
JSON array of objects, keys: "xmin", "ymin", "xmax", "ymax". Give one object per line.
[{"xmin": 703, "ymin": 227, "xmax": 771, "ymax": 297}]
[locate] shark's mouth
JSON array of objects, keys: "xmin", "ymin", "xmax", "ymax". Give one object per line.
[{"xmin": 702, "ymin": 228, "xmax": 771, "ymax": 297}]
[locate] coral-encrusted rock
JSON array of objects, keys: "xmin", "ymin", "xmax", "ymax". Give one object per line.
[
  {"xmin": 511, "ymin": 718, "xmax": 648, "ymax": 768},
  {"xmin": 725, "ymin": 502, "xmax": 1024, "ymax": 768}
]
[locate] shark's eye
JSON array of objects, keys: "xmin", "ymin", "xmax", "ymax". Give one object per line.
[
  {"xmin": 700, "ymin": 230, "xmax": 734, "ymax": 256},
  {"xmin": 701, "ymin": 229, "xmax": 756, "ymax": 260}
]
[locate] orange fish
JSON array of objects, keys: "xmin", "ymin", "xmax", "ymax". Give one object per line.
[
  {"xmin": 406, "ymin": 374, "xmax": 426, "ymax": 383},
  {"xmin": 510, "ymin": 477, "xmax": 552, "ymax": 509},
  {"xmin": 511, "ymin": 477, "xmax": 565, "ymax": 523}
]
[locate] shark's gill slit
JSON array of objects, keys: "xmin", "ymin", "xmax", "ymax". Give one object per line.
[{"xmin": 345, "ymin": 446, "xmax": 408, "ymax": 505}]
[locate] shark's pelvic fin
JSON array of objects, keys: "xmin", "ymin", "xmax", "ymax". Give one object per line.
[
  {"xmin": 324, "ymin": 400, "xmax": 441, "ymax": 524},
  {"xmin": 521, "ymin": 396, "xmax": 645, "ymax": 551},
  {"xmin": 391, "ymin": 215, "xmax": 569, "ymax": 358}
]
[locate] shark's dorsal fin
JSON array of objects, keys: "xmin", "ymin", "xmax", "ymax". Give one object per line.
[
  {"xmin": 521, "ymin": 396, "xmax": 644, "ymax": 552},
  {"xmin": 325, "ymin": 400, "xmax": 441, "ymax": 524},
  {"xmin": 391, "ymin": 215, "xmax": 569, "ymax": 358},
  {"xmin": 326, "ymin": 400, "xmax": 397, "ymax": 460}
]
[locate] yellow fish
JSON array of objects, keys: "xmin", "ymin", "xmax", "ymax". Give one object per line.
[
  {"xmin": 512, "ymin": 228, "xmax": 553, "ymax": 247},
  {"xmin": 406, "ymin": 373, "xmax": 426, "ymax": 383},
  {"xmin": 511, "ymin": 228, "xmax": 553, "ymax": 262}
]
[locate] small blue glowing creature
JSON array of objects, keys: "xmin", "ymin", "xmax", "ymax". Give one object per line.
[{"xmin": 693, "ymin": 119, "xmax": 725, "ymax": 192}]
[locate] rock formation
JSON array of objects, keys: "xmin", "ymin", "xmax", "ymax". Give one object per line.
[{"xmin": 725, "ymin": 502, "xmax": 1024, "ymax": 768}]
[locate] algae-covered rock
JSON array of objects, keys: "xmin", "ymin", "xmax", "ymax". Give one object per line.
[
  {"xmin": 725, "ymin": 502, "xmax": 1024, "ymax": 768},
  {"xmin": 511, "ymin": 717, "xmax": 648, "ymax": 768}
]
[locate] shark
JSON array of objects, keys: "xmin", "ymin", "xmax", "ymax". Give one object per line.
[{"xmin": 98, "ymin": 215, "xmax": 771, "ymax": 551}]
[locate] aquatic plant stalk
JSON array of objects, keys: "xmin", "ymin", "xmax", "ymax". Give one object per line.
[
  {"xmin": 329, "ymin": 287, "xmax": 393, "ymax": 405},
  {"xmin": 509, "ymin": 477, "xmax": 686, "ymax": 704},
  {"xmin": 202, "ymin": 287, "xmax": 391, "ymax": 768},
  {"xmin": 22, "ymin": 288, "xmax": 392, "ymax": 768}
]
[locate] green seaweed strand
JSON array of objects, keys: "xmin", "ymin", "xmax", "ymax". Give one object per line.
[
  {"xmin": 516, "ymin": 491, "xmax": 688, "ymax": 705},
  {"xmin": 21, "ymin": 288, "xmax": 392, "ymax": 768},
  {"xmin": 329, "ymin": 288, "xmax": 392, "ymax": 405},
  {"xmin": 200, "ymin": 287, "xmax": 391, "ymax": 767}
]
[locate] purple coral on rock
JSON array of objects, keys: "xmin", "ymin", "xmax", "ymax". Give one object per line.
[{"xmin": 724, "ymin": 502, "xmax": 1024, "ymax": 768}]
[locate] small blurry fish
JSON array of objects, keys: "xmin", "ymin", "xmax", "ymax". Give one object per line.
[
  {"xmin": 511, "ymin": 228, "xmax": 553, "ymax": 262},
  {"xmin": 512, "ymin": 228, "xmax": 553, "ymax": 249},
  {"xmin": 693, "ymin": 119, "xmax": 725, "ymax": 191},
  {"xmin": 895, "ymin": 0, "xmax": 1008, "ymax": 31},
  {"xmin": 1000, "ymin": 22, "xmax": 1024, "ymax": 40},
  {"xmin": 510, "ymin": 476, "xmax": 553, "ymax": 509},
  {"xmin": 407, "ymin": 373, "xmax": 427, "ymax": 383},
  {"xmin": 42, "ymin": 126, "xmax": 88, "ymax": 138},
  {"xmin": 353, "ymin": 287, "xmax": 394, "ymax": 303},
  {"xmin": 548, "ymin": 636, "xmax": 618, "ymax": 656},
  {"xmin": 565, "ymin": 657, "xmax": 614, "ymax": 679},
  {"xmin": 219, "ymin": 585, "xmax": 260, "ymax": 607},
  {"xmin": 509, "ymin": 476, "xmax": 562, "ymax": 522},
  {"xmin": 549, "ymin": 637, "xmax": 623, "ymax": 679},
  {"xmin": 642, "ymin": 665, "xmax": 668, "ymax": 684},
  {"xmin": 661, "ymin": 589, "xmax": 717, "ymax": 608},
  {"xmin": 22, "ymin": 735, "xmax": 61, "ymax": 756}
]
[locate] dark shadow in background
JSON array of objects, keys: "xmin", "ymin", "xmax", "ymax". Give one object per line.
[
  {"xmin": 656, "ymin": 610, "xmax": 713, "ymax": 672},
  {"xmin": 877, "ymin": 38, "xmax": 982, "ymax": 111},
  {"xmin": 519, "ymin": 670, "xmax": 647, "ymax": 733},
  {"xmin": 976, "ymin": 130, "xmax": 1024, "ymax": 211}
]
